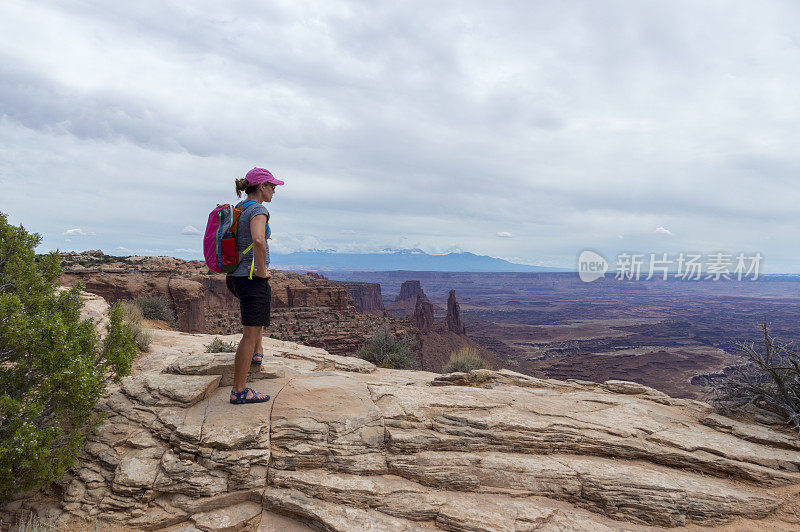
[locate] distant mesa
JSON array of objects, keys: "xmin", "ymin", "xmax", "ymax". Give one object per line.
[
  {"xmin": 311, "ymin": 270, "xmax": 389, "ymax": 317},
  {"xmin": 387, "ymin": 281, "xmax": 465, "ymax": 335},
  {"xmin": 332, "ymin": 280, "xmax": 387, "ymax": 317},
  {"xmin": 394, "ymin": 280, "xmax": 428, "ymax": 302},
  {"xmin": 386, "ymin": 280, "xmax": 432, "ymax": 318}
]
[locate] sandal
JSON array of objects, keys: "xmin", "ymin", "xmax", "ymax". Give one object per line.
[
  {"xmin": 251, "ymin": 352, "xmax": 263, "ymax": 366},
  {"xmin": 229, "ymin": 387, "xmax": 270, "ymax": 404}
]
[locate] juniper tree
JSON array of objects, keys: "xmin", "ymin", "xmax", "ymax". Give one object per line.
[{"xmin": 0, "ymin": 212, "xmax": 136, "ymax": 500}]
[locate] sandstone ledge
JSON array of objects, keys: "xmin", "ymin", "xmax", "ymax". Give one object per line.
[{"xmin": 7, "ymin": 318, "xmax": 800, "ymax": 531}]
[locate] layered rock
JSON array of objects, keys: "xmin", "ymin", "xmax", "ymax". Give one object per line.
[
  {"xmin": 8, "ymin": 293, "xmax": 800, "ymax": 531},
  {"xmin": 331, "ymin": 281, "xmax": 386, "ymax": 316},
  {"xmin": 60, "ymin": 268, "xmax": 355, "ymax": 335},
  {"xmin": 395, "ymin": 280, "xmax": 428, "ymax": 302},
  {"xmin": 386, "ymin": 280, "xmax": 431, "ymax": 318},
  {"xmin": 275, "ymin": 276, "xmax": 351, "ymax": 310},
  {"xmin": 168, "ymin": 278, "xmax": 205, "ymax": 332},
  {"xmin": 412, "ymin": 294, "xmax": 435, "ymax": 333},
  {"xmin": 445, "ymin": 289, "xmax": 466, "ymax": 334},
  {"xmin": 12, "ymin": 361, "xmax": 799, "ymax": 528}
]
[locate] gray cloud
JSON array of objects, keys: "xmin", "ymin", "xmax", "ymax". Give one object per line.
[{"xmin": 1, "ymin": 1, "xmax": 800, "ymax": 271}]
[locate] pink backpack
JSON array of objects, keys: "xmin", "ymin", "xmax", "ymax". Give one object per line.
[{"xmin": 203, "ymin": 201, "xmax": 257, "ymax": 273}]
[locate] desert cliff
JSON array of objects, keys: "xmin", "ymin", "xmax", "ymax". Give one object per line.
[
  {"xmin": 60, "ymin": 268, "xmax": 356, "ymax": 334},
  {"xmin": 4, "ymin": 293, "xmax": 800, "ymax": 531},
  {"xmin": 329, "ymin": 280, "xmax": 386, "ymax": 317}
]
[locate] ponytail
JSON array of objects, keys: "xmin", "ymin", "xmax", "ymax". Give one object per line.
[{"xmin": 234, "ymin": 177, "xmax": 258, "ymax": 198}]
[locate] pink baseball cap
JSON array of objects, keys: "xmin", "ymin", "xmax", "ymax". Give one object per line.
[{"xmin": 245, "ymin": 167, "xmax": 285, "ymax": 186}]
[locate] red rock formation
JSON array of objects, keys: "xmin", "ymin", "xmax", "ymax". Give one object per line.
[
  {"xmin": 276, "ymin": 278, "xmax": 352, "ymax": 309},
  {"xmin": 196, "ymin": 275, "xmax": 238, "ymax": 314},
  {"xmin": 386, "ymin": 280, "xmax": 431, "ymax": 318},
  {"xmin": 167, "ymin": 278, "xmax": 205, "ymax": 332},
  {"xmin": 60, "ymin": 269, "xmax": 355, "ymax": 334},
  {"xmin": 333, "ymin": 282, "xmax": 386, "ymax": 316},
  {"xmin": 394, "ymin": 280, "xmax": 428, "ymax": 302},
  {"xmin": 445, "ymin": 289, "xmax": 466, "ymax": 335},
  {"xmin": 412, "ymin": 294, "xmax": 435, "ymax": 333}
]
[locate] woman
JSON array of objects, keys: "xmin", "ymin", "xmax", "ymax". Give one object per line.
[{"xmin": 226, "ymin": 167, "xmax": 284, "ymax": 404}]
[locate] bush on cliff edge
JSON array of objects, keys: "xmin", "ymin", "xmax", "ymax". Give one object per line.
[
  {"xmin": 133, "ymin": 295, "xmax": 176, "ymax": 327},
  {"xmin": 442, "ymin": 346, "xmax": 490, "ymax": 374},
  {"xmin": 0, "ymin": 213, "xmax": 137, "ymax": 501},
  {"xmin": 357, "ymin": 326, "xmax": 415, "ymax": 369}
]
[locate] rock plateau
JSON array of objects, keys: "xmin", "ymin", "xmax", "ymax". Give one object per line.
[{"xmin": 4, "ymin": 292, "xmax": 800, "ymax": 531}]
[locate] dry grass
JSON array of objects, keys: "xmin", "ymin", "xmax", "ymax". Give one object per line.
[
  {"xmin": 442, "ymin": 346, "xmax": 490, "ymax": 374},
  {"xmin": 6, "ymin": 513, "xmax": 130, "ymax": 532},
  {"xmin": 119, "ymin": 300, "xmax": 152, "ymax": 352},
  {"xmin": 132, "ymin": 295, "xmax": 176, "ymax": 327}
]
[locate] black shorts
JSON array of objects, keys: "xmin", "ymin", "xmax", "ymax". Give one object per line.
[{"xmin": 226, "ymin": 275, "xmax": 271, "ymax": 327}]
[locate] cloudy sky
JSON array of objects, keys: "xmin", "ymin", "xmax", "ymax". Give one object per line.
[{"xmin": 1, "ymin": 1, "xmax": 799, "ymax": 271}]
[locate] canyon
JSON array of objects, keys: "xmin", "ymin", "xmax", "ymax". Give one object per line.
[
  {"xmin": 59, "ymin": 253, "xmax": 800, "ymax": 401},
  {"xmin": 57, "ymin": 254, "xmax": 481, "ymax": 371},
  {"xmin": 334, "ymin": 270, "xmax": 800, "ymax": 400}
]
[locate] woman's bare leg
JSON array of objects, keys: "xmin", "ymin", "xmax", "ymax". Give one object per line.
[{"xmin": 255, "ymin": 333, "xmax": 264, "ymax": 360}]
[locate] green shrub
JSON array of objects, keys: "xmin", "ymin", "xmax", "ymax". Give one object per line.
[
  {"xmin": 0, "ymin": 212, "xmax": 136, "ymax": 501},
  {"xmin": 133, "ymin": 295, "xmax": 176, "ymax": 326},
  {"xmin": 357, "ymin": 326, "xmax": 415, "ymax": 369},
  {"xmin": 120, "ymin": 301, "xmax": 152, "ymax": 352},
  {"xmin": 204, "ymin": 337, "xmax": 236, "ymax": 353},
  {"xmin": 442, "ymin": 346, "xmax": 490, "ymax": 374}
]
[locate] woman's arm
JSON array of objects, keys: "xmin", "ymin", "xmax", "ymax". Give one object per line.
[{"xmin": 250, "ymin": 214, "xmax": 268, "ymax": 278}]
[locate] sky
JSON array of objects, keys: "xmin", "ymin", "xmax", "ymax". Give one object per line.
[{"xmin": 1, "ymin": 1, "xmax": 799, "ymax": 272}]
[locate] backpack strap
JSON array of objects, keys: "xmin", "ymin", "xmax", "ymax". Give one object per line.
[
  {"xmin": 239, "ymin": 200, "xmax": 257, "ymax": 280},
  {"xmin": 237, "ymin": 201, "xmax": 263, "ymax": 280}
]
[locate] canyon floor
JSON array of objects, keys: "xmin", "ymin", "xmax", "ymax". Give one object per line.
[
  {"xmin": 5, "ymin": 294, "xmax": 800, "ymax": 531},
  {"xmin": 336, "ymin": 271, "xmax": 800, "ymax": 400}
]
